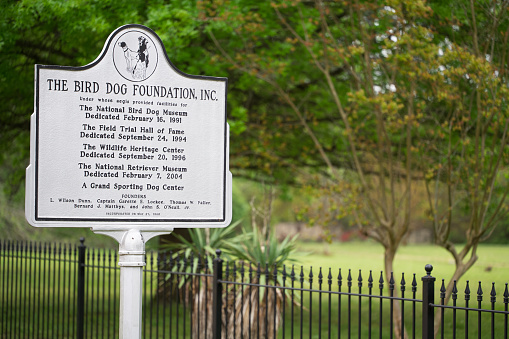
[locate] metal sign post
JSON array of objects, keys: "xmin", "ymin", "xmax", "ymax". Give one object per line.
[
  {"xmin": 94, "ymin": 229, "xmax": 171, "ymax": 339},
  {"xmin": 26, "ymin": 24, "xmax": 231, "ymax": 339}
]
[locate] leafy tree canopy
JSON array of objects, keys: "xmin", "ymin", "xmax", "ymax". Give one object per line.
[{"xmin": 0, "ymin": 0, "xmax": 256, "ymax": 192}]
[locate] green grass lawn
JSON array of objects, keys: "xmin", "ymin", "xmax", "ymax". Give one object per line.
[{"xmin": 294, "ymin": 240, "xmax": 509, "ymax": 290}]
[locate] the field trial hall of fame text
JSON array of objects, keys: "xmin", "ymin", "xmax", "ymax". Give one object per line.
[{"xmin": 25, "ymin": 24, "xmax": 232, "ymax": 228}]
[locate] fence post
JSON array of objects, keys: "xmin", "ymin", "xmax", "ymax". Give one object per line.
[
  {"xmin": 422, "ymin": 264, "xmax": 435, "ymax": 339},
  {"xmin": 77, "ymin": 238, "xmax": 86, "ymax": 339},
  {"xmin": 212, "ymin": 249, "xmax": 223, "ymax": 339}
]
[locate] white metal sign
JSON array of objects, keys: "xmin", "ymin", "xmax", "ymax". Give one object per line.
[{"xmin": 26, "ymin": 24, "xmax": 232, "ymax": 228}]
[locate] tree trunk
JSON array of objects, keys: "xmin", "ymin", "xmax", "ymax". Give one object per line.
[
  {"xmin": 433, "ymin": 255, "xmax": 478, "ymax": 336},
  {"xmin": 384, "ymin": 248, "xmax": 408, "ymax": 339}
]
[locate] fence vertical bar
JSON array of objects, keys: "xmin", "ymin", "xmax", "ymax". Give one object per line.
[
  {"xmin": 225, "ymin": 261, "xmax": 230, "ymax": 339},
  {"xmin": 57, "ymin": 244, "xmax": 62, "ymax": 338},
  {"xmin": 421, "ymin": 264, "xmax": 435, "ymax": 339},
  {"xmin": 347, "ymin": 269, "xmax": 352, "ymax": 338},
  {"xmin": 338, "ymin": 269, "xmax": 342, "ymax": 339},
  {"xmin": 169, "ymin": 253, "xmax": 175, "ymax": 339},
  {"xmin": 440, "ymin": 279, "xmax": 446, "ymax": 339},
  {"xmin": 389, "ymin": 272, "xmax": 394, "ymax": 339},
  {"xmin": 101, "ymin": 249, "xmax": 106, "ymax": 339},
  {"xmin": 212, "ymin": 249, "xmax": 223, "ymax": 339},
  {"xmin": 477, "ymin": 282, "xmax": 483, "ymax": 339},
  {"xmin": 291, "ymin": 265, "xmax": 295, "ymax": 339},
  {"xmin": 150, "ymin": 252, "xmax": 155, "ymax": 339},
  {"xmin": 290, "ymin": 265, "xmax": 294, "ymax": 338},
  {"xmin": 5, "ymin": 241, "xmax": 11, "ymax": 337},
  {"xmin": 51, "ymin": 244, "xmax": 57, "ymax": 339},
  {"xmin": 0, "ymin": 241, "xmax": 5, "ymax": 337},
  {"xmin": 205, "ymin": 257, "xmax": 209, "ymax": 339},
  {"xmin": 10, "ymin": 241, "xmax": 15, "ymax": 337},
  {"xmin": 72, "ymin": 243, "xmax": 78, "ymax": 338},
  {"xmin": 318, "ymin": 267, "xmax": 323, "ymax": 339},
  {"xmin": 4, "ymin": 240, "xmax": 10, "ymax": 336},
  {"xmin": 465, "ymin": 281, "xmax": 471, "ymax": 339},
  {"xmin": 192, "ymin": 255, "xmax": 197, "ymax": 339},
  {"xmin": 95, "ymin": 249, "xmax": 100, "ymax": 339},
  {"xmin": 50, "ymin": 244, "xmax": 56, "ymax": 337},
  {"xmin": 91, "ymin": 248, "xmax": 97, "ymax": 338},
  {"xmin": 0, "ymin": 241, "xmax": 3, "ymax": 335},
  {"xmin": 114, "ymin": 250, "xmax": 118, "ymax": 338},
  {"xmin": 452, "ymin": 281, "xmax": 458, "ymax": 339},
  {"xmin": 257, "ymin": 263, "xmax": 261, "ymax": 339},
  {"xmin": 400, "ymin": 274, "xmax": 406, "ymax": 339},
  {"xmin": 20, "ymin": 241, "xmax": 26, "ymax": 338},
  {"xmin": 21, "ymin": 241, "xmax": 27, "ymax": 338},
  {"xmin": 358, "ymin": 270, "xmax": 362, "ymax": 339},
  {"xmin": 504, "ymin": 284, "xmax": 508, "ymax": 339},
  {"xmin": 249, "ymin": 263, "xmax": 253, "ymax": 339},
  {"xmin": 14, "ymin": 242, "xmax": 19, "ymax": 338},
  {"xmin": 177, "ymin": 254, "xmax": 182, "ymax": 338},
  {"xmin": 43, "ymin": 243, "xmax": 48, "ymax": 339},
  {"xmin": 300, "ymin": 266, "xmax": 304, "ymax": 339},
  {"xmin": 368, "ymin": 271, "xmax": 373, "ymax": 339},
  {"xmin": 273, "ymin": 264, "xmax": 277, "ymax": 339},
  {"xmin": 62, "ymin": 244, "xmax": 67, "ymax": 337},
  {"xmin": 378, "ymin": 272, "xmax": 384, "ymax": 339},
  {"xmin": 29, "ymin": 242, "xmax": 34, "ymax": 339},
  {"xmin": 108, "ymin": 249, "xmax": 112, "ymax": 339},
  {"xmin": 234, "ymin": 262, "xmax": 238, "ymax": 339},
  {"xmin": 77, "ymin": 238, "xmax": 86, "ymax": 339},
  {"xmin": 490, "ymin": 283, "xmax": 496, "ymax": 339},
  {"xmin": 309, "ymin": 267, "xmax": 314, "ymax": 339},
  {"xmin": 162, "ymin": 253, "xmax": 167, "ymax": 339},
  {"xmin": 412, "ymin": 274, "xmax": 417, "ymax": 339},
  {"xmin": 328, "ymin": 268, "xmax": 332, "ymax": 339},
  {"xmin": 36, "ymin": 242, "xmax": 42, "ymax": 338},
  {"xmin": 265, "ymin": 264, "xmax": 269, "ymax": 339},
  {"xmin": 72, "ymin": 244, "xmax": 77, "ymax": 339},
  {"xmin": 241, "ymin": 262, "xmax": 246, "ymax": 339}
]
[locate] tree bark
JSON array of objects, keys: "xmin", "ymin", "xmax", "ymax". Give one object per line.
[{"xmin": 384, "ymin": 246, "xmax": 408, "ymax": 339}]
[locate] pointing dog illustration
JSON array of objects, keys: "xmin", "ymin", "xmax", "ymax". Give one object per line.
[
  {"xmin": 132, "ymin": 36, "xmax": 149, "ymax": 79},
  {"xmin": 117, "ymin": 37, "xmax": 150, "ymax": 79},
  {"xmin": 117, "ymin": 41, "xmax": 138, "ymax": 74}
]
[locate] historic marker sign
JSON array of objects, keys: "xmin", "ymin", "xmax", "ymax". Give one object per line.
[{"xmin": 26, "ymin": 24, "xmax": 231, "ymax": 228}]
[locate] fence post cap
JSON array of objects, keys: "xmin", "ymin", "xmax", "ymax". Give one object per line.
[
  {"xmin": 425, "ymin": 264, "xmax": 433, "ymax": 276},
  {"xmin": 216, "ymin": 249, "xmax": 222, "ymax": 258}
]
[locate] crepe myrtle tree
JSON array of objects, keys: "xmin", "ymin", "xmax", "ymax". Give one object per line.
[
  {"xmin": 198, "ymin": 0, "xmax": 509, "ymax": 337},
  {"xmin": 419, "ymin": 0, "xmax": 509, "ymax": 333}
]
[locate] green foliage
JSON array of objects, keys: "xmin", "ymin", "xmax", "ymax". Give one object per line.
[
  {"xmin": 228, "ymin": 223, "xmax": 299, "ymax": 268},
  {"xmin": 160, "ymin": 219, "xmax": 244, "ymax": 262},
  {"xmin": 0, "ymin": 0, "xmax": 254, "ymax": 193},
  {"xmin": 160, "ymin": 218, "xmax": 299, "ymax": 271},
  {"xmin": 198, "ymin": 0, "xmax": 509, "ymax": 242},
  {"xmin": 231, "ymin": 178, "xmax": 250, "ymax": 222}
]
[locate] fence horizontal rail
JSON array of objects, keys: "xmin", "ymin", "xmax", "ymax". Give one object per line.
[
  {"xmin": 432, "ymin": 304, "xmax": 509, "ymax": 314},
  {"xmin": 145, "ymin": 269, "xmax": 213, "ymax": 278},
  {"xmin": 219, "ymin": 279, "xmax": 423, "ymax": 301}
]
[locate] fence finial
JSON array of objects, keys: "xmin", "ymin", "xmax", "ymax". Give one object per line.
[
  {"xmin": 425, "ymin": 264, "xmax": 433, "ymax": 276},
  {"xmin": 215, "ymin": 249, "xmax": 222, "ymax": 258}
]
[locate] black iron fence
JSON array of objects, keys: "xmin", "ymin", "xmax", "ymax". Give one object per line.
[{"xmin": 1, "ymin": 238, "xmax": 509, "ymax": 338}]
